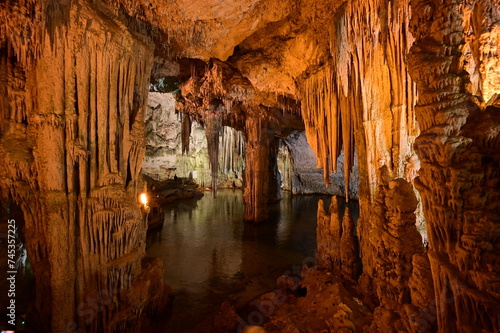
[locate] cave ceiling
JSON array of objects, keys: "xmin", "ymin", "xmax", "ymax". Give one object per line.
[{"xmin": 115, "ymin": 0, "xmax": 345, "ymax": 106}]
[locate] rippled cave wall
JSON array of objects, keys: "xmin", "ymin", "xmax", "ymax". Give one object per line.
[
  {"xmin": 409, "ymin": 0, "xmax": 500, "ymax": 331},
  {"xmin": 1, "ymin": 0, "xmax": 499, "ymax": 332},
  {"xmin": 0, "ymin": 1, "xmax": 169, "ymax": 332}
]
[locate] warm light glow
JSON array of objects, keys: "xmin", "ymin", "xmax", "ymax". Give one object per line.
[{"xmin": 140, "ymin": 193, "xmax": 148, "ymax": 206}]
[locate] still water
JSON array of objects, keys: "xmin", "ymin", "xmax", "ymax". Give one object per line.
[{"xmin": 146, "ymin": 190, "xmax": 357, "ymax": 332}]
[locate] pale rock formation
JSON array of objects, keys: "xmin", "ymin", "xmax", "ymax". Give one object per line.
[
  {"xmin": 144, "ymin": 92, "xmax": 245, "ymax": 188},
  {"xmin": 279, "ymin": 131, "xmax": 359, "ymax": 198}
]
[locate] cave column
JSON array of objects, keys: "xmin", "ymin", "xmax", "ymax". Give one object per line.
[{"xmin": 243, "ymin": 116, "xmax": 278, "ymax": 222}]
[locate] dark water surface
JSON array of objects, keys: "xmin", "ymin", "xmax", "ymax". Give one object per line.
[{"xmin": 146, "ymin": 190, "xmax": 358, "ymax": 332}]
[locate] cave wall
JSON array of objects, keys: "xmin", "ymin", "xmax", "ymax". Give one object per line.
[
  {"xmin": 0, "ymin": 1, "xmax": 169, "ymax": 331},
  {"xmin": 1, "ymin": 0, "xmax": 499, "ymax": 331},
  {"xmin": 279, "ymin": 131, "xmax": 359, "ymax": 198},
  {"xmin": 408, "ymin": 0, "xmax": 500, "ymax": 331},
  {"xmin": 144, "ymin": 92, "xmax": 245, "ymax": 187}
]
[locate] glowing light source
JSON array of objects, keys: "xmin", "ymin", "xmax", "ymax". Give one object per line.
[{"xmin": 140, "ymin": 193, "xmax": 148, "ymax": 206}]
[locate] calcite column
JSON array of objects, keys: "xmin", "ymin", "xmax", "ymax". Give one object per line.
[
  {"xmin": 0, "ymin": 1, "xmax": 169, "ymax": 332},
  {"xmin": 268, "ymin": 136, "xmax": 282, "ymax": 202},
  {"xmin": 408, "ymin": 0, "xmax": 500, "ymax": 331},
  {"xmin": 243, "ymin": 117, "xmax": 276, "ymax": 222},
  {"xmin": 316, "ymin": 197, "xmax": 342, "ymax": 273}
]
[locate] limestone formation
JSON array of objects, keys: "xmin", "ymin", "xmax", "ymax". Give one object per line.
[
  {"xmin": 0, "ymin": 1, "xmax": 170, "ymax": 331},
  {"xmin": 316, "ymin": 197, "xmax": 343, "ymax": 273},
  {"xmin": 1, "ymin": 0, "xmax": 499, "ymax": 331},
  {"xmin": 408, "ymin": 0, "xmax": 500, "ymax": 331}
]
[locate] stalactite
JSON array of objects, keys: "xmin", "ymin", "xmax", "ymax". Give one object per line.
[
  {"xmin": 301, "ymin": 0, "xmax": 418, "ymax": 201},
  {"xmin": 218, "ymin": 125, "xmax": 245, "ymax": 177}
]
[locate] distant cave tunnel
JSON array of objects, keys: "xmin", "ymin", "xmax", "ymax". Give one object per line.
[{"xmin": 0, "ymin": 0, "xmax": 499, "ymax": 333}]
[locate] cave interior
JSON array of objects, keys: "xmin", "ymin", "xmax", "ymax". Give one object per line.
[{"xmin": 0, "ymin": 0, "xmax": 499, "ymax": 332}]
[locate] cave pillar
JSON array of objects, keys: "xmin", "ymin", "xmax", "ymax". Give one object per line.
[
  {"xmin": 408, "ymin": 0, "xmax": 500, "ymax": 331},
  {"xmin": 268, "ymin": 136, "xmax": 282, "ymax": 202},
  {"xmin": 243, "ymin": 117, "xmax": 277, "ymax": 222}
]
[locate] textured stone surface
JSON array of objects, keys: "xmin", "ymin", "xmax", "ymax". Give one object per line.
[
  {"xmin": 408, "ymin": 0, "xmax": 500, "ymax": 331},
  {"xmin": 1, "ymin": 0, "xmax": 499, "ymax": 331},
  {"xmin": 144, "ymin": 92, "xmax": 245, "ymax": 187},
  {"xmin": 0, "ymin": 1, "xmax": 170, "ymax": 331},
  {"xmin": 279, "ymin": 131, "xmax": 359, "ymax": 198}
]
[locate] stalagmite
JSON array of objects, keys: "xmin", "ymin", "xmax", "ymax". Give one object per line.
[
  {"xmin": 340, "ymin": 206, "xmax": 359, "ymax": 280},
  {"xmin": 316, "ymin": 196, "xmax": 343, "ymax": 273}
]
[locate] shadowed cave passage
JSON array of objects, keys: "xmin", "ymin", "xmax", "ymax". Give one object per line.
[{"xmin": 0, "ymin": 0, "xmax": 499, "ymax": 332}]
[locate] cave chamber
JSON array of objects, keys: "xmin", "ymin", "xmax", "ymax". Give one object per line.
[{"xmin": 0, "ymin": 0, "xmax": 499, "ymax": 332}]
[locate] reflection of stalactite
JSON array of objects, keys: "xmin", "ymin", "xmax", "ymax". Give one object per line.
[{"xmin": 205, "ymin": 111, "xmax": 221, "ymax": 197}]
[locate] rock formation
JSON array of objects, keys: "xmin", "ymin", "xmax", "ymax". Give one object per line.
[
  {"xmin": 408, "ymin": 0, "xmax": 500, "ymax": 331},
  {"xmin": 144, "ymin": 92, "xmax": 245, "ymax": 187},
  {"xmin": 1, "ymin": 0, "xmax": 499, "ymax": 331},
  {"xmin": 0, "ymin": 1, "xmax": 171, "ymax": 332},
  {"xmin": 278, "ymin": 131, "xmax": 360, "ymax": 197}
]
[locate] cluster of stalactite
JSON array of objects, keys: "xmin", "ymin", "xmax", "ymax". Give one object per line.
[
  {"xmin": 177, "ymin": 59, "xmax": 302, "ymax": 221},
  {"xmin": 300, "ymin": 0, "xmax": 418, "ymax": 201},
  {"xmin": 0, "ymin": 1, "xmax": 170, "ymax": 332},
  {"xmin": 304, "ymin": 0, "xmax": 446, "ymax": 331},
  {"xmin": 301, "ymin": 65, "xmax": 355, "ymax": 199},
  {"xmin": 407, "ymin": 0, "xmax": 500, "ymax": 331},
  {"xmin": 219, "ymin": 125, "xmax": 245, "ymax": 177}
]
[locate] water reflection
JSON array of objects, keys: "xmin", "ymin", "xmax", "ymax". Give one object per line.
[{"xmin": 146, "ymin": 190, "xmax": 358, "ymax": 332}]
